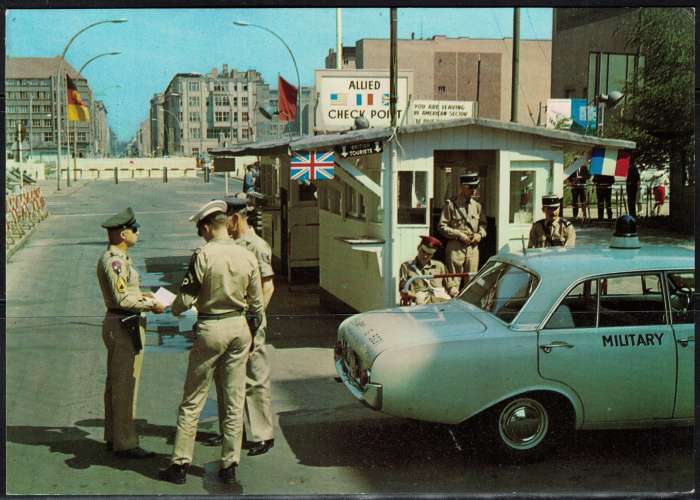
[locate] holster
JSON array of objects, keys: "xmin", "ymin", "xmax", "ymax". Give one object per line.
[
  {"xmin": 120, "ymin": 314, "xmax": 143, "ymax": 353},
  {"xmin": 246, "ymin": 314, "xmax": 262, "ymax": 337}
]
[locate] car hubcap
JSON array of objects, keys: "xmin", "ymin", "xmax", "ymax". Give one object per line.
[{"xmin": 498, "ymin": 398, "xmax": 549, "ymax": 450}]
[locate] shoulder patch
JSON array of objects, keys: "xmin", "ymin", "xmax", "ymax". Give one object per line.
[{"xmin": 111, "ymin": 259, "xmax": 123, "ymax": 275}]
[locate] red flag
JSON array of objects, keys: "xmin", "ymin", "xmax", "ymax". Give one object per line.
[{"xmin": 278, "ymin": 76, "xmax": 298, "ymax": 122}]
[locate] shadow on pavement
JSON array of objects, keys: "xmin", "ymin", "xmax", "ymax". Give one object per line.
[{"xmin": 6, "ymin": 424, "xmax": 204, "ymax": 482}]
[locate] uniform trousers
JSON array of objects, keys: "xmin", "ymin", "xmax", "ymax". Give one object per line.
[
  {"xmin": 215, "ymin": 320, "xmax": 274, "ymax": 442},
  {"xmin": 102, "ymin": 314, "xmax": 145, "ymax": 451},
  {"xmin": 171, "ymin": 316, "xmax": 251, "ymax": 468},
  {"xmin": 571, "ymin": 187, "xmax": 587, "ymax": 218},
  {"xmin": 445, "ymin": 240, "xmax": 479, "ymax": 292},
  {"xmin": 596, "ymin": 186, "xmax": 613, "ymax": 220}
]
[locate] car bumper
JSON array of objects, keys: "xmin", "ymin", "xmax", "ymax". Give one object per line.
[{"xmin": 335, "ymin": 358, "xmax": 383, "ymax": 410}]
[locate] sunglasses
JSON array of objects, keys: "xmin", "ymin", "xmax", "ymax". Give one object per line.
[{"xmin": 123, "ymin": 225, "xmax": 139, "ymax": 233}]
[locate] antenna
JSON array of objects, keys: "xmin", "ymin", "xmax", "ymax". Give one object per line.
[{"xmin": 521, "ymin": 234, "xmax": 527, "ymax": 255}]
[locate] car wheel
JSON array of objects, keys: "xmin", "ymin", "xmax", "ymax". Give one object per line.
[{"xmin": 485, "ymin": 394, "xmax": 567, "ymax": 461}]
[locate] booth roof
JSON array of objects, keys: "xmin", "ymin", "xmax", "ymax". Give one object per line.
[{"xmin": 210, "ymin": 118, "xmax": 635, "ymax": 157}]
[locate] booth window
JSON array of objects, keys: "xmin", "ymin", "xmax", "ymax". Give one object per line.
[
  {"xmin": 322, "ymin": 187, "xmax": 341, "ymax": 215},
  {"xmin": 509, "ymin": 171, "xmax": 535, "ymax": 224},
  {"xmin": 398, "ymin": 171, "xmax": 427, "ymax": 224}
]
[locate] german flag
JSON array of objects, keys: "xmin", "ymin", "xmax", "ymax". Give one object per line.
[{"xmin": 66, "ymin": 75, "xmax": 90, "ymax": 122}]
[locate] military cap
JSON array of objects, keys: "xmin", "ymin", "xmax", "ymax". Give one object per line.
[
  {"xmin": 541, "ymin": 194, "xmax": 562, "ymax": 208},
  {"xmin": 223, "ymin": 195, "xmax": 251, "ymax": 215},
  {"xmin": 459, "ymin": 172, "xmax": 480, "ymax": 186},
  {"xmin": 189, "ymin": 200, "xmax": 228, "ymax": 223},
  {"xmin": 419, "ymin": 235, "xmax": 442, "ymax": 254},
  {"xmin": 101, "ymin": 207, "xmax": 140, "ymax": 230}
]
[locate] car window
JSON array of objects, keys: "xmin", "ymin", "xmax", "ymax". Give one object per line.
[
  {"xmin": 599, "ymin": 273, "xmax": 666, "ymax": 327},
  {"xmin": 667, "ymin": 271, "xmax": 695, "ymax": 324},
  {"xmin": 460, "ymin": 261, "xmax": 539, "ymax": 323},
  {"xmin": 544, "ymin": 280, "xmax": 598, "ymax": 329}
]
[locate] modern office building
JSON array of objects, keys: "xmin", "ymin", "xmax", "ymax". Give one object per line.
[{"xmin": 325, "ymin": 35, "xmax": 552, "ymax": 124}]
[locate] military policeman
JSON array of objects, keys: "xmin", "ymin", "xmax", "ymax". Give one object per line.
[
  {"xmin": 528, "ymin": 194, "xmax": 576, "ymax": 248},
  {"xmin": 204, "ymin": 195, "xmax": 276, "ymax": 456},
  {"xmin": 97, "ymin": 207, "xmax": 165, "ymax": 458},
  {"xmin": 160, "ymin": 200, "xmax": 264, "ymax": 485},
  {"xmin": 399, "ymin": 235, "xmax": 452, "ymax": 305},
  {"xmin": 438, "ymin": 172, "xmax": 487, "ymax": 297}
]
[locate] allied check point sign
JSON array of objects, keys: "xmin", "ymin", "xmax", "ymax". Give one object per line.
[{"xmin": 337, "ymin": 141, "xmax": 383, "ymax": 158}]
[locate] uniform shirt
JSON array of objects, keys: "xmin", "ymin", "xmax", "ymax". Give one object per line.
[
  {"xmin": 172, "ymin": 237, "xmax": 264, "ymax": 318},
  {"xmin": 528, "ymin": 217, "xmax": 576, "ymax": 248},
  {"xmin": 568, "ymin": 165, "xmax": 590, "ymax": 187},
  {"xmin": 97, "ymin": 245, "xmax": 155, "ymax": 312},
  {"xmin": 438, "ymin": 196, "xmax": 487, "ymax": 244},
  {"xmin": 399, "ymin": 258, "xmax": 450, "ymax": 304},
  {"xmin": 233, "ymin": 230, "xmax": 274, "ymax": 280}
]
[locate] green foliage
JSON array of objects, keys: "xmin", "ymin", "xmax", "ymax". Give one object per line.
[{"xmin": 603, "ymin": 8, "xmax": 694, "ymax": 182}]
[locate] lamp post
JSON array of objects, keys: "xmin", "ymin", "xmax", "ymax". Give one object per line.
[
  {"xmin": 233, "ymin": 21, "xmax": 303, "ymax": 136},
  {"xmin": 55, "ymin": 18, "xmax": 127, "ymax": 190},
  {"xmin": 73, "ymin": 51, "xmax": 121, "ymax": 169}
]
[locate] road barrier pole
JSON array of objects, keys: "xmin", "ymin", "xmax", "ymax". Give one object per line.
[
  {"xmin": 164, "ymin": 166, "xmax": 168, "ymax": 183},
  {"xmin": 114, "ymin": 166, "xmax": 118, "ymax": 184}
]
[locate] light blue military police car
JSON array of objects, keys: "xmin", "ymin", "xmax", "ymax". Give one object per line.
[{"xmin": 335, "ymin": 218, "xmax": 694, "ymax": 459}]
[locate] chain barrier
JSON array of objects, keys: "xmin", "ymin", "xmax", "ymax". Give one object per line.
[{"xmin": 6, "ymin": 186, "xmax": 49, "ymax": 252}]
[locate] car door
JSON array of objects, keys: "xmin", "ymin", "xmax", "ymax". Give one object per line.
[
  {"xmin": 666, "ymin": 270, "xmax": 695, "ymax": 419},
  {"xmin": 538, "ymin": 274, "xmax": 676, "ymax": 423}
]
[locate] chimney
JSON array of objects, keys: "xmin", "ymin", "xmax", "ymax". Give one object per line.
[{"xmin": 223, "ymin": 63, "xmax": 229, "ymax": 77}]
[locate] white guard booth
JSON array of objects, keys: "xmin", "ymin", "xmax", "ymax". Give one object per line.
[{"xmin": 213, "ymin": 118, "xmax": 634, "ymax": 313}]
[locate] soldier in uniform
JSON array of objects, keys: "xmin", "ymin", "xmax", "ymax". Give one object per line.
[
  {"xmin": 528, "ymin": 194, "xmax": 576, "ymax": 248},
  {"xmin": 399, "ymin": 235, "xmax": 452, "ymax": 305},
  {"xmin": 204, "ymin": 195, "xmax": 276, "ymax": 457},
  {"xmin": 438, "ymin": 172, "xmax": 487, "ymax": 297},
  {"xmin": 159, "ymin": 200, "xmax": 264, "ymax": 485},
  {"xmin": 97, "ymin": 207, "xmax": 165, "ymax": 458}
]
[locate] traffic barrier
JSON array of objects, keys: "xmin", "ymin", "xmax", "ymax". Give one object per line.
[{"xmin": 5, "ymin": 186, "xmax": 48, "ymax": 255}]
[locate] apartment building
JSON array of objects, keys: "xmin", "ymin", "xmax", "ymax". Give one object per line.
[
  {"xmin": 325, "ymin": 36, "xmax": 552, "ymax": 124},
  {"xmin": 5, "ymin": 56, "xmax": 108, "ymax": 161}
]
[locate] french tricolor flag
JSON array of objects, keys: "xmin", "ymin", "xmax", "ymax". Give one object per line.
[{"xmin": 589, "ymin": 148, "xmax": 631, "ymax": 179}]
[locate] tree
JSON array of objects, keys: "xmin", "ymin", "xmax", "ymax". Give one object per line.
[{"xmin": 603, "ymin": 8, "xmax": 694, "ymax": 228}]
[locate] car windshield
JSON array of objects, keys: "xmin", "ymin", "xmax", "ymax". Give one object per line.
[{"xmin": 459, "ymin": 260, "xmax": 539, "ymax": 323}]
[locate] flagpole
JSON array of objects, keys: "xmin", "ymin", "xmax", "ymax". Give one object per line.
[
  {"xmin": 55, "ymin": 18, "xmax": 127, "ymax": 191},
  {"xmin": 233, "ymin": 21, "xmax": 302, "ymax": 136}
]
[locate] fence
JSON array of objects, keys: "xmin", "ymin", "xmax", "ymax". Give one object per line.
[
  {"xmin": 6, "ymin": 186, "xmax": 49, "ymax": 255},
  {"xmin": 563, "ymin": 182, "xmax": 666, "ymax": 222}
]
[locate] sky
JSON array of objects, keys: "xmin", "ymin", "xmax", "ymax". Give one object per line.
[{"xmin": 6, "ymin": 8, "xmax": 552, "ymax": 142}]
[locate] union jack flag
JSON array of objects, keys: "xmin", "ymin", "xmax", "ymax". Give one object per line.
[{"xmin": 290, "ymin": 151, "xmax": 335, "ymax": 182}]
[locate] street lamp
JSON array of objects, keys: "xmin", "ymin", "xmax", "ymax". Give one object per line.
[
  {"xmin": 74, "ymin": 51, "xmax": 121, "ymax": 165},
  {"xmin": 233, "ymin": 20, "xmax": 303, "ymax": 136},
  {"xmin": 55, "ymin": 18, "xmax": 127, "ymax": 190},
  {"xmin": 596, "ymin": 90, "xmax": 624, "ymax": 136}
]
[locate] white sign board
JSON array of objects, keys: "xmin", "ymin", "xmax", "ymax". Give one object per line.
[
  {"xmin": 315, "ymin": 69, "xmax": 413, "ymax": 132},
  {"xmin": 409, "ymin": 100, "xmax": 476, "ymax": 125},
  {"xmin": 546, "ymin": 99, "xmax": 573, "ymax": 129}
]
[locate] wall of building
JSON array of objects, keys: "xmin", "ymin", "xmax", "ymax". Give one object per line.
[
  {"xmin": 354, "ymin": 37, "xmax": 551, "ymax": 125},
  {"xmin": 551, "ymin": 8, "xmax": 640, "ymax": 99}
]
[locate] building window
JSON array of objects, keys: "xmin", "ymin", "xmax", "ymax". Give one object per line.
[
  {"xmin": 509, "ymin": 171, "xmax": 535, "ymax": 224},
  {"xmin": 397, "ymin": 171, "xmax": 427, "ymax": 224},
  {"xmin": 437, "ymin": 85, "xmax": 446, "ymax": 93},
  {"xmin": 243, "ymin": 84, "xmax": 248, "ymax": 91},
  {"xmin": 232, "ymin": 97, "xmax": 238, "ymax": 106},
  {"xmin": 190, "ymin": 127, "xmax": 201, "ymax": 139},
  {"xmin": 242, "ymin": 112, "xmax": 249, "ymax": 123},
  {"xmin": 242, "ymin": 97, "xmax": 249, "ymax": 107},
  {"xmin": 241, "ymin": 128, "xmax": 249, "ymax": 139},
  {"xmin": 78, "ymin": 131, "xmax": 87, "ymax": 142},
  {"xmin": 192, "ymin": 147, "xmax": 199, "ymax": 156},
  {"xmin": 215, "ymin": 111, "xmax": 230, "ymax": 122},
  {"xmin": 189, "ymin": 111, "xmax": 200, "ymax": 122},
  {"xmin": 7, "ymin": 106, "xmax": 16, "ymax": 113},
  {"xmin": 189, "ymin": 96, "xmax": 200, "ymax": 107},
  {"xmin": 214, "ymin": 95, "xmax": 230, "ymax": 106},
  {"xmin": 214, "ymin": 83, "xmax": 226, "ymax": 92},
  {"xmin": 43, "ymin": 132, "xmax": 53, "ymax": 142},
  {"xmin": 32, "ymin": 119, "xmax": 42, "ymax": 127},
  {"xmin": 43, "ymin": 105, "xmax": 52, "ymax": 113},
  {"xmin": 43, "ymin": 119, "xmax": 52, "ymax": 127},
  {"xmin": 587, "ymin": 51, "xmax": 644, "ymax": 104},
  {"xmin": 32, "ymin": 105, "xmax": 42, "ymax": 113},
  {"xmin": 232, "ymin": 113, "xmax": 238, "ymax": 123},
  {"xmin": 189, "ymin": 81, "xmax": 200, "ymax": 92}
]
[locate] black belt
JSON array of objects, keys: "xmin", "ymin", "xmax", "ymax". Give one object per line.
[
  {"xmin": 198, "ymin": 310, "xmax": 245, "ymax": 320},
  {"xmin": 107, "ymin": 308, "xmax": 139, "ymax": 316}
]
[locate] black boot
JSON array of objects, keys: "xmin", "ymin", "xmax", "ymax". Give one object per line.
[{"xmin": 159, "ymin": 463, "xmax": 188, "ymax": 484}]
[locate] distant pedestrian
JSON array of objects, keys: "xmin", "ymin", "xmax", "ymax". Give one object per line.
[
  {"xmin": 593, "ymin": 174, "xmax": 615, "ymax": 221},
  {"xmin": 96, "ymin": 207, "xmax": 165, "ymax": 459},
  {"xmin": 159, "ymin": 200, "xmax": 264, "ymax": 485},
  {"xmin": 653, "ymin": 180, "xmax": 667, "ymax": 216},
  {"xmin": 243, "ymin": 165, "xmax": 256, "ymax": 193},
  {"xmin": 626, "ymin": 160, "xmax": 640, "ymax": 219}
]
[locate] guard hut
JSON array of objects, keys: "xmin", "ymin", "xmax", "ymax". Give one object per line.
[
  {"xmin": 286, "ymin": 118, "xmax": 634, "ymax": 313},
  {"xmin": 210, "ymin": 138, "xmax": 321, "ymax": 283}
]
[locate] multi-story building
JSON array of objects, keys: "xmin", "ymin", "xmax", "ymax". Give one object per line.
[
  {"xmin": 5, "ymin": 56, "xmax": 109, "ymax": 161},
  {"xmin": 136, "ymin": 118, "xmax": 152, "ymax": 157},
  {"xmin": 551, "ymin": 8, "xmax": 642, "ymax": 102},
  {"xmin": 325, "ymin": 35, "xmax": 552, "ymax": 124},
  {"xmin": 93, "ymin": 100, "xmax": 110, "ymax": 158},
  {"xmin": 155, "ymin": 65, "xmax": 268, "ymax": 157},
  {"xmin": 148, "ymin": 93, "xmax": 165, "ymax": 157}
]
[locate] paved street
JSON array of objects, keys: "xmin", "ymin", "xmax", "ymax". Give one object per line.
[{"xmin": 6, "ymin": 176, "xmax": 694, "ymax": 495}]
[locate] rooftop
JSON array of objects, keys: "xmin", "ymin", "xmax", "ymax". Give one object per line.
[{"xmin": 6, "ymin": 56, "xmax": 82, "ymax": 79}]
